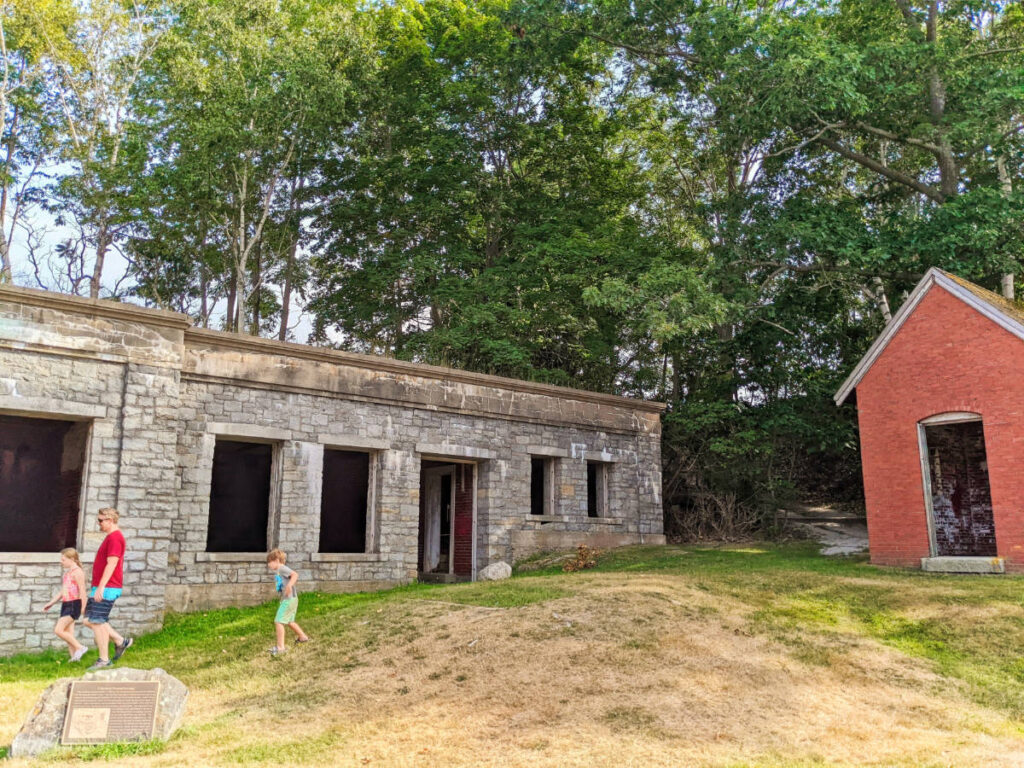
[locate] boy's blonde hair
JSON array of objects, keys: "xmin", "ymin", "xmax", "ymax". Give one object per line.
[
  {"xmin": 267, "ymin": 549, "xmax": 287, "ymax": 564},
  {"xmin": 60, "ymin": 547, "xmax": 83, "ymax": 568},
  {"xmin": 98, "ymin": 507, "xmax": 120, "ymax": 523}
]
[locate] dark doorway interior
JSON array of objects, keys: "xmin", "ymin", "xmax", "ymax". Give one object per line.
[
  {"xmin": 419, "ymin": 461, "xmax": 453, "ymax": 574},
  {"xmin": 207, "ymin": 439, "xmax": 272, "ymax": 552},
  {"xmin": 320, "ymin": 449, "xmax": 370, "ymax": 553},
  {"xmin": 0, "ymin": 415, "xmax": 88, "ymax": 552},
  {"xmin": 419, "ymin": 460, "xmax": 474, "ymax": 580},
  {"xmin": 925, "ymin": 420, "xmax": 996, "ymax": 557}
]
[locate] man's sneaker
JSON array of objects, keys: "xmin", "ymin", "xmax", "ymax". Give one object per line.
[
  {"xmin": 70, "ymin": 647, "xmax": 88, "ymax": 663},
  {"xmin": 88, "ymin": 659, "xmax": 112, "ymax": 671},
  {"xmin": 112, "ymin": 637, "xmax": 133, "ymax": 661}
]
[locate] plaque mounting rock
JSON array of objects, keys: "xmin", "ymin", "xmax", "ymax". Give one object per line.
[{"xmin": 10, "ymin": 667, "xmax": 188, "ymax": 758}]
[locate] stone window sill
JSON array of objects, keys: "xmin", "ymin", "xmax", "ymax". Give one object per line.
[
  {"xmin": 196, "ymin": 552, "xmax": 266, "ymax": 563},
  {"xmin": 528, "ymin": 515, "xmax": 572, "ymax": 523},
  {"xmin": 527, "ymin": 515, "xmax": 624, "ymax": 526},
  {"xmin": 311, "ymin": 553, "xmax": 384, "ymax": 563},
  {"xmin": 0, "ymin": 552, "xmax": 76, "ymax": 564}
]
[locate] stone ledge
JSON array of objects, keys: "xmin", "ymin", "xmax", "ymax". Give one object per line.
[
  {"xmin": 2, "ymin": 552, "xmax": 64, "ymax": 564},
  {"xmin": 527, "ymin": 445, "xmax": 570, "ymax": 458},
  {"xmin": 416, "ymin": 443, "xmax": 498, "ymax": 460},
  {"xmin": 311, "ymin": 552, "xmax": 384, "ymax": 563},
  {"xmin": 0, "ymin": 395, "xmax": 107, "ymax": 420},
  {"xmin": 2, "ymin": 552, "xmax": 94, "ymax": 564},
  {"xmin": 318, "ymin": 434, "xmax": 391, "ymax": 451},
  {"xmin": 526, "ymin": 515, "xmax": 624, "ymax": 526},
  {"xmin": 195, "ymin": 552, "xmax": 266, "ymax": 563},
  {"xmin": 184, "ymin": 326, "xmax": 666, "ymax": 414},
  {"xmin": 921, "ymin": 556, "xmax": 1005, "ymax": 574},
  {"xmin": 206, "ymin": 422, "xmax": 292, "ymax": 442},
  {"xmin": 0, "ymin": 283, "xmax": 191, "ymax": 330}
]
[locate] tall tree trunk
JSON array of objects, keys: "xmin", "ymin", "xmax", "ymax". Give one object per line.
[
  {"xmin": 872, "ymin": 276, "xmax": 893, "ymax": 323},
  {"xmin": 0, "ymin": 101, "xmax": 20, "ymax": 283},
  {"xmin": 278, "ymin": 175, "xmax": 303, "ymax": 341},
  {"xmin": 225, "ymin": 277, "xmax": 236, "ymax": 333},
  {"xmin": 997, "ymin": 156, "xmax": 1015, "ymax": 300},
  {"xmin": 251, "ymin": 240, "xmax": 261, "ymax": 334},
  {"xmin": 89, "ymin": 222, "xmax": 112, "ymax": 299}
]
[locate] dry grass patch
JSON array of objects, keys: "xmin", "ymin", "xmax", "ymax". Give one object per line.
[{"xmin": 3, "ymin": 545, "xmax": 1024, "ymax": 766}]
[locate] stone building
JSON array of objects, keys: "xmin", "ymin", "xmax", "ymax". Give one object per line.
[
  {"xmin": 836, "ymin": 268, "xmax": 1024, "ymax": 573},
  {"xmin": 0, "ymin": 285, "xmax": 664, "ymax": 654}
]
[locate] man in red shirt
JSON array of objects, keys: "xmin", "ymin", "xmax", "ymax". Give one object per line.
[{"xmin": 84, "ymin": 507, "xmax": 133, "ymax": 670}]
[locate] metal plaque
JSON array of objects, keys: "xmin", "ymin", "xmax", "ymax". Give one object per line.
[{"xmin": 61, "ymin": 681, "xmax": 160, "ymax": 745}]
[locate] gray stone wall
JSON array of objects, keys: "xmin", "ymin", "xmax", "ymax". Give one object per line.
[
  {"xmin": 0, "ymin": 285, "xmax": 663, "ymax": 655},
  {"xmin": 0, "ymin": 290, "xmax": 186, "ymax": 654}
]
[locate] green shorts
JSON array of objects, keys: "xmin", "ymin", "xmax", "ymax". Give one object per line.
[{"xmin": 275, "ymin": 597, "xmax": 298, "ymax": 624}]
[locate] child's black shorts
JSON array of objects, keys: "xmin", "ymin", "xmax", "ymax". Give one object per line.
[{"xmin": 60, "ymin": 601, "xmax": 82, "ymax": 620}]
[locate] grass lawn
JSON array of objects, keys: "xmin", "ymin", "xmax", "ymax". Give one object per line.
[{"xmin": 2, "ymin": 542, "xmax": 1024, "ymax": 766}]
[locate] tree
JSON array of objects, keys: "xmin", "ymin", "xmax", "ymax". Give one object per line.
[
  {"xmin": 0, "ymin": 0, "xmax": 77, "ymax": 283},
  {"xmin": 43, "ymin": 0, "xmax": 164, "ymax": 298},
  {"xmin": 127, "ymin": 0, "xmax": 364, "ymax": 333}
]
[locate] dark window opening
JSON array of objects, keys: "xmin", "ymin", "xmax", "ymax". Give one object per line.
[
  {"xmin": 587, "ymin": 462, "xmax": 606, "ymax": 518},
  {"xmin": 320, "ymin": 449, "xmax": 370, "ymax": 553},
  {"xmin": 0, "ymin": 415, "xmax": 88, "ymax": 552},
  {"xmin": 530, "ymin": 457, "xmax": 547, "ymax": 515},
  {"xmin": 206, "ymin": 439, "xmax": 272, "ymax": 552},
  {"xmin": 925, "ymin": 420, "xmax": 996, "ymax": 557}
]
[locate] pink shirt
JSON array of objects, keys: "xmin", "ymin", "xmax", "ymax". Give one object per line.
[{"xmin": 62, "ymin": 568, "xmax": 82, "ymax": 601}]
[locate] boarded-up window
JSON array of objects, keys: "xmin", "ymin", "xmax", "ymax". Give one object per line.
[
  {"xmin": 587, "ymin": 462, "xmax": 607, "ymax": 518},
  {"xmin": 0, "ymin": 415, "xmax": 88, "ymax": 552},
  {"xmin": 320, "ymin": 450, "xmax": 370, "ymax": 553},
  {"xmin": 206, "ymin": 439, "xmax": 272, "ymax": 552}
]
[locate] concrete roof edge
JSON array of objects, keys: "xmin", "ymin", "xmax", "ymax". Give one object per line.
[
  {"xmin": 185, "ymin": 327, "xmax": 668, "ymax": 414},
  {"xmin": 0, "ymin": 283, "xmax": 191, "ymax": 330}
]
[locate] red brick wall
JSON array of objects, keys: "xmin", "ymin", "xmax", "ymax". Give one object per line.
[
  {"xmin": 453, "ymin": 464, "xmax": 474, "ymax": 576},
  {"xmin": 856, "ymin": 285, "xmax": 1024, "ymax": 570}
]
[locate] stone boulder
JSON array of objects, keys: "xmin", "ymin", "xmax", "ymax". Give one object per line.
[
  {"xmin": 10, "ymin": 667, "xmax": 188, "ymax": 758},
  {"xmin": 478, "ymin": 561, "xmax": 512, "ymax": 581}
]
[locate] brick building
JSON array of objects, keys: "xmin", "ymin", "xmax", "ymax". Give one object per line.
[
  {"xmin": 835, "ymin": 268, "xmax": 1024, "ymax": 573},
  {"xmin": 0, "ymin": 285, "xmax": 664, "ymax": 655}
]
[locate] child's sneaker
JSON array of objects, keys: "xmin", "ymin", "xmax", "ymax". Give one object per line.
[
  {"xmin": 70, "ymin": 647, "xmax": 88, "ymax": 663},
  {"xmin": 112, "ymin": 637, "xmax": 133, "ymax": 661},
  {"xmin": 269, "ymin": 646, "xmax": 286, "ymax": 656},
  {"xmin": 88, "ymin": 659, "xmax": 112, "ymax": 671},
  {"xmin": 294, "ymin": 636, "xmax": 310, "ymax": 645}
]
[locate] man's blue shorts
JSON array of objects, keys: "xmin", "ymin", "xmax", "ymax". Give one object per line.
[{"xmin": 85, "ymin": 588, "xmax": 121, "ymax": 624}]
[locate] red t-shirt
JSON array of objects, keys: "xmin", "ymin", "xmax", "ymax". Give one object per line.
[{"xmin": 92, "ymin": 529, "xmax": 126, "ymax": 589}]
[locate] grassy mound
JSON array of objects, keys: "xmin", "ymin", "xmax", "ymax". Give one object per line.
[{"xmin": 3, "ymin": 543, "xmax": 1024, "ymax": 766}]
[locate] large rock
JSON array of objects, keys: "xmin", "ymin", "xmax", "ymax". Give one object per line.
[
  {"xmin": 10, "ymin": 667, "xmax": 188, "ymax": 758},
  {"xmin": 478, "ymin": 561, "xmax": 512, "ymax": 581}
]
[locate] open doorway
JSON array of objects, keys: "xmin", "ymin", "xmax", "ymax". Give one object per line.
[
  {"xmin": 922, "ymin": 417, "xmax": 996, "ymax": 557},
  {"xmin": 418, "ymin": 460, "xmax": 475, "ymax": 581}
]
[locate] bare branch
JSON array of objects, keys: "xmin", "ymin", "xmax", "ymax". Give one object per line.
[
  {"xmin": 818, "ymin": 136, "xmax": 946, "ymax": 203},
  {"xmin": 852, "ymin": 121, "xmax": 942, "ymax": 154}
]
